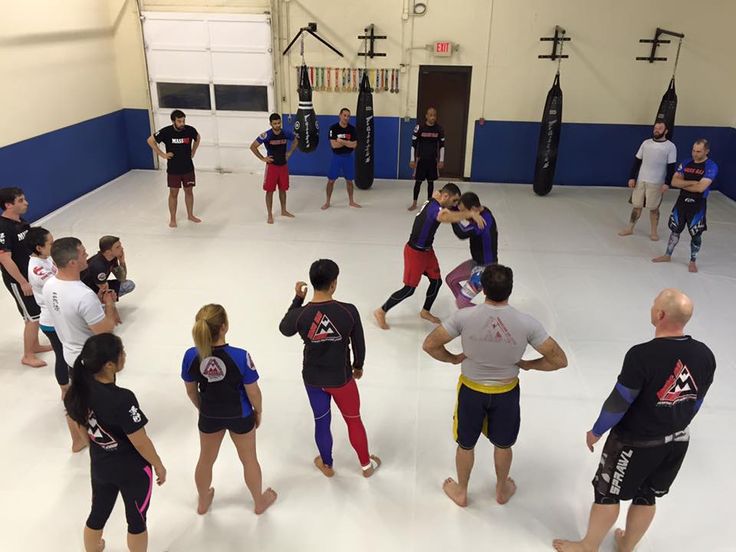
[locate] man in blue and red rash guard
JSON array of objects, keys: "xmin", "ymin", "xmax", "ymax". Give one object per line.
[
  {"xmin": 374, "ymin": 183, "xmax": 487, "ymax": 330},
  {"xmin": 652, "ymin": 139, "xmax": 718, "ymax": 273},
  {"xmin": 446, "ymin": 192, "xmax": 498, "ymax": 309}
]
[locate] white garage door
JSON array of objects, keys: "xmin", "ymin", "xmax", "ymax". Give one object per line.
[{"xmin": 142, "ymin": 12, "xmax": 274, "ymax": 172}]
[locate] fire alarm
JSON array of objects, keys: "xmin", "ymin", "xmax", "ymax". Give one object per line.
[{"xmin": 413, "ymin": 2, "xmax": 427, "ymax": 15}]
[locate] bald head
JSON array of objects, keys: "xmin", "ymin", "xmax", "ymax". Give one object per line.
[{"xmin": 652, "ymin": 288, "xmax": 693, "ymax": 328}]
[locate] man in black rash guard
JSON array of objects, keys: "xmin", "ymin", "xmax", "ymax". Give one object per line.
[
  {"xmin": 279, "ymin": 259, "xmax": 380, "ymax": 477},
  {"xmin": 553, "ymin": 289, "xmax": 715, "ymax": 552},
  {"xmin": 374, "ymin": 183, "xmax": 486, "ymax": 330},
  {"xmin": 408, "ymin": 107, "xmax": 445, "ymax": 211}
]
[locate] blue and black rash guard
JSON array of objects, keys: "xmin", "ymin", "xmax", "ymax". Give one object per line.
[
  {"xmin": 452, "ymin": 207, "xmax": 498, "ymax": 265},
  {"xmin": 676, "ymin": 158, "xmax": 718, "ymax": 200},
  {"xmin": 408, "ymin": 199, "xmax": 442, "ymax": 251}
]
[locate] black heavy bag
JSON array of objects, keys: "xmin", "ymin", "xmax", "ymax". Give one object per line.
[
  {"xmin": 533, "ymin": 74, "xmax": 563, "ymax": 196},
  {"xmin": 355, "ymin": 72, "xmax": 375, "ymax": 190},
  {"xmin": 655, "ymin": 77, "xmax": 677, "ymax": 140},
  {"xmin": 294, "ymin": 64, "xmax": 319, "ymax": 153}
]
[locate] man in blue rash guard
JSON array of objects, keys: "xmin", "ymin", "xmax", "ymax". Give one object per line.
[{"xmin": 553, "ymin": 289, "xmax": 716, "ymax": 552}]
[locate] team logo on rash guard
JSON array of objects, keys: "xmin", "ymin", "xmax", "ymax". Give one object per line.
[
  {"xmin": 200, "ymin": 357, "xmax": 227, "ymax": 382},
  {"xmin": 657, "ymin": 360, "xmax": 698, "ymax": 406},
  {"xmin": 129, "ymin": 406, "xmax": 142, "ymax": 423},
  {"xmin": 87, "ymin": 411, "xmax": 118, "ymax": 451},
  {"xmin": 307, "ymin": 311, "xmax": 342, "ymax": 342}
]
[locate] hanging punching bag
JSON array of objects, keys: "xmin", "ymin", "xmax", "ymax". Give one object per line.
[
  {"xmin": 294, "ymin": 64, "xmax": 319, "ymax": 153},
  {"xmin": 533, "ymin": 73, "xmax": 563, "ymax": 196},
  {"xmin": 355, "ymin": 72, "xmax": 375, "ymax": 190},
  {"xmin": 655, "ymin": 77, "xmax": 677, "ymax": 140}
]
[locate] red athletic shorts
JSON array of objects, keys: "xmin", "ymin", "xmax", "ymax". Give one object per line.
[
  {"xmin": 263, "ymin": 163, "xmax": 290, "ymax": 192},
  {"xmin": 403, "ymin": 243, "xmax": 441, "ymax": 287},
  {"xmin": 167, "ymin": 171, "xmax": 196, "ymax": 188}
]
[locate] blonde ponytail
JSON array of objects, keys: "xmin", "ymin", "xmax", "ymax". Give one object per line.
[{"xmin": 192, "ymin": 304, "xmax": 228, "ymax": 359}]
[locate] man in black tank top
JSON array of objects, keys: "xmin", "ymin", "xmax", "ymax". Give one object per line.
[{"xmin": 554, "ymin": 289, "xmax": 716, "ymax": 552}]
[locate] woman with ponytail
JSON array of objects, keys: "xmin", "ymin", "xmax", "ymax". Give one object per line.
[
  {"xmin": 182, "ymin": 304, "xmax": 276, "ymax": 515},
  {"xmin": 65, "ymin": 333, "xmax": 166, "ymax": 552}
]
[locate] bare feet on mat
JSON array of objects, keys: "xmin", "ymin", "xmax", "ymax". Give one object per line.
[
  {"xmin": 349, "ymin": 201, "xmax": 362, "ymax": 208},
  {"xmin": 321, "ymin": 202, "xmax": 330, "ymax": 210},
  {"xmin": 267, "ymin": 214, "xmax": 274, "ymax": 224},
  {"xmin": 420, "ymin": 309, "xmax": 441, "ymax": 324},
  {"xmin": 362, "ymin": 455, "xmax": 381, "ymax": 478},
  {"xmin": 408, "ymin": 202, "xmax": 417, "ymax": 211},
  {"xmin": 188, "ymin": 215, "xmax": 202, "ymax": 223},
  {"xmin": 688, "ymin": 261, "xmax": 698, "ymax": 273},
  {"xmin": 21, "ymin": 356, "xmax": 46, "ymax": 368},
  {"xmin": 169, "ymin": 219, "xmax": 177, "ymax": 228},
  {"xmin": 197, "ymin": 487, "xmax": 215, "ymax": 515},
  {"xmin": 374, "ymin": 308, "xmax": 390, "ymax": 330},
  {"xmin": 652, "ymin": 255, "xmax": 671, "ymax": 263},
  {"xmin": 314, "ymin": 456, "xmax": 335, "ymax": 478},
  {"xmin": 650, "ymin": 233, "xmax": 659, "ymax": 241},
  {"xmin": 442, "ymin": 478, "xmax": 467, "ymax": 507},
  {"xmin": 552, "ymin": 540, "xmax": 592, "ymax": 552},
  {"xmin": 254, "ymin": 488, "xmax": 277, "ymax": 515},
  {"xmin": 617, "ymin": 227, "xmax": 633, "ymax": 236},
  {"xmin": 614, "ymin": 528, "xmax": 629, "ymax": 552},
  {"xmin": 496, "ymin": 477, "xmax": 516, "ymax": 504},
  {"xmin": 281, "ymin": 210, "xmax": 295, "ymax": 218}
]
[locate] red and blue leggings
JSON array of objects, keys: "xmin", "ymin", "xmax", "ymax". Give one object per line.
[{"xmin": 305, "ymin": 378, "xmax": 370, "ymax": 467}]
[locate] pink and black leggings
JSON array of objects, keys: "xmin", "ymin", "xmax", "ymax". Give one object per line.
[
  {"xmin": 86, "ymin": 460, "xmax": 153, "ymax": 535},
  {"xmin": 305, "ymin": 378, "xmax": 370, "ymax": 467}
]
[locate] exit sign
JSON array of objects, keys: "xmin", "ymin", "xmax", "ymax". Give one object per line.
[{"xmin": 434, "ymin": 41, "xmax": 453, "ymax": 56}]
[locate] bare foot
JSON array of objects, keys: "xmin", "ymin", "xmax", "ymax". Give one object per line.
[
  {"xmin": 442, "ymin": 478, "xmax": 468, "ymax": 507},
  {"xmin": 349, "ymin": 201, "xmax": 362, "ymax": 208},
  {"xmin": 496, "ymin": 477, "xmax": 516, "ymax": 504},
  {"xmin": 614, "ymin": 529, "xmax": 628, "ymax": 552},
  {"xmin": 651, "ymin": 255, "xmax": 671, "ymax": 263},
  {"xmin": 552, "ymin": 539, "xmax": 592, "ymax": 552},
  {"xmin": 281, "ymin": 210, "xmax": 295, "ymax": 218},
  {"xmin": 21, "ymin": 356, "xmax": 46, "ymax": 368},
  {"xmin": 267, "ymin": 214, "xmax": 274, "ymax": 224},
  {"xmin": 407, "ymin": 203, "xmax": 417, "ymax": 211},
  {"xmin": 618, "ymin": 228, "xmax": 633, "ymax": 236},
  {"xmin": 188, "ymin": 215, "xmax": 202, "ymax": 223},
  {"xmin": 420, "ymin": 309, "xmax": 441, "ymax": 324},
  {"xmin": 33, "ymin": 344, "xmax": 52, "ymax": 354},
  {"xmin": 321, "ymin": 202, "xmax": 330, "ymax": 210},
  {"xmin": 373, "ymin": 308, "xmax": 390, "ymax": 330},
  {"xmin": 314, "ymin": 456, "xmax": 335, "ymax": 478},
  {"xmin": 169, "ymin": 220, "xmax": 177, "ymax": 228},
  {"xmin": 362, "ymin": 455, "xmax": 381, "ymax": 478},
  {"xmin": 688, "ymin": 261, "xmax": 698, "ymax": 273},
  {"xmin": 650, "ymin": 234, "xmax": 659, "ymax": 241},
  {"xmin": 197, "ymin": 487, "xmax": 215, "ymax": 515},
  {"xmin": 254, "ymin": 488, "xmax": 277, "ymax": 515}
]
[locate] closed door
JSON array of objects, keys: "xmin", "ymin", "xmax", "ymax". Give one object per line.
[{"xmin": 416, "ymin": 66, "xmax": 472, "ymax": 179}]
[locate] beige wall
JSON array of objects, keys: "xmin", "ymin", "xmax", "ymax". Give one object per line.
[{"xmin": 111, "ymin": 0, "xmax": 151, "ymax": 110}]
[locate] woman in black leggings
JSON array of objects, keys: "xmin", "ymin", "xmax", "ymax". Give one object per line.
[{"xmin": 65, "ymin": 334, "xmax": 166, "ymax": 552}]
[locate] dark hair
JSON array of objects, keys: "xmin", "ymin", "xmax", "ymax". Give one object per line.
[
  {"xmin": 269, "ymin": 113, "xmax": 281, "ymax": 122},
  {"xmin": 170, "ymin": 109, "xmax": 186, "ymax": 121},
  {"xmin": 64, "ymin": 333, "xmax": 124, "ymax": 427},
  {"xmin": 98, "ymin": 235, "xmax": 120, "ymax": 252},
  {"xmin": 309, "ymin": 259, "xmax": 340, "ymax": 291},
  {"xmin": 51, "ymin": 237, "xmax": 82, "ymax": 268},
  {"xmin": 481, "ymin": 264, "xmax": 513, "ymax": 302},
  {"xmin": 459, "ymin": 192, "xmax": 481, "ymax": 210},
  {"xmin": 694, "ymin": 138, "xmax": 710, "ymax": 151},
  {"xmin": 440, "ymin": 183, "xmax": 461, "ymax": 197},
  {"xmin": 25, "ymin": 227, "xmax": 51, "ymax": 256},
  {"xmin": 339, "ymin": 108, "xmax": 350, "ymax": 115},
  {"xmin": 0, "ymin": 187, "xmax": 24, "ymax": 210}
]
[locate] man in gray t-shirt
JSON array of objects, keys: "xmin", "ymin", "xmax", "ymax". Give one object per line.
[{"xmin": 424, "ymin": 264, "xmax": 568, "ymax": 508}]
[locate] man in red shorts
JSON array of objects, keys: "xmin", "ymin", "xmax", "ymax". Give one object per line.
[
  {"xmin": 147, "ymin": 109, "xmax": 201, "ymax": 228},
  {"xmin": 250, "ymin": 113, "xmax": 299, "ymax": 224},
  {"xmin": 374, "ymin": 183, "xmax": 486, "ymax": 329}
]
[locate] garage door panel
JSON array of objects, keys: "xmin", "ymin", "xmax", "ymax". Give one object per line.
[
  {"xmin": 216, "ymin": 115, "xmax": 269, "ymax": 146},
  {"xmin": 144, "ymin": 19, "xmax": 207, "ymax": 49},
  {"xmin": 208, "ymin": 20, "xmax": 270, "ymax": 49},
  {"xmin": 211, "ymin": 52, "xmax": 272, "ymax": 83},
  {"xmin": 218, "ymin": 146, "xmax": 263, "ymax": 172},
  {"xmin": 191, "ymin": 145, "xmax": 219, "ymax": 171},
  {"xmin": 147, "ymin": 51, "xmax": 211, "ymax": 81}
]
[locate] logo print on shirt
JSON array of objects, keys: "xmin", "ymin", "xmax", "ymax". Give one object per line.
[
  {"xmin": 307, "ymin": 311, "xmax": 342, "ymax": 342},
  {"xmin": 200, "ymin": 357, "xmax": 227, "ymax": 383},
  {"xmin": 87, "ymin": 411, "xmax": 118, "ymax": 451},
  {"xmin": 129, "ymin": 406, "xmax": 142, "ymax": 423},
  {"xmin": 485, "ymin": 317, "xmax": 516, "ymax": 345},
  {"xmin": 656, "ymin": 360, "xmax": 699, "ymax": 406}
]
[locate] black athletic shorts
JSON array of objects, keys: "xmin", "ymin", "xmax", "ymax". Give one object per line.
[
  {"xmin": 415, "ymin": 158, "xmax": 439, "ymax": 183},
  {"xmin": 4, "ymin": 280, "xmax": 41, "ymax": 322},
  {"xmin": 454, "ymin": 380, "xmax": 520, "ymax": 450},
  {"xmin": 198, "ymin": 413, "xmax": 255, "ymax": 434},
  {"xmin": 669, "ymin": 197, "xmax": 707, "ymax": 237},
  {"xmin": 593, "ymin": 430, "xmax": 689, "ymax": 505}
]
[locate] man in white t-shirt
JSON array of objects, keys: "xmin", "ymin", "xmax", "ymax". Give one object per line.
[
  {"xmin": 423, "ymin": 264, "xmax": 568, "ymax": 508},
  {"xmin": 43, "ymin": 237, "xmax": 119, "ymax": 368},
  {"xmin": 618, "ymin": 122, "xmax": 677, "ymax": 241}
]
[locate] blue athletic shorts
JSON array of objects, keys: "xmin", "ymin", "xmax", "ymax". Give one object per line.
[{"xmin": 328, "ymin": 153, "xmax": 355, "ymax": 181}]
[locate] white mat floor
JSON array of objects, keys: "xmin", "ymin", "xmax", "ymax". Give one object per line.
[{"xmin": 1, "ymin": 170, "xmax": 734, "ymax": 551}]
